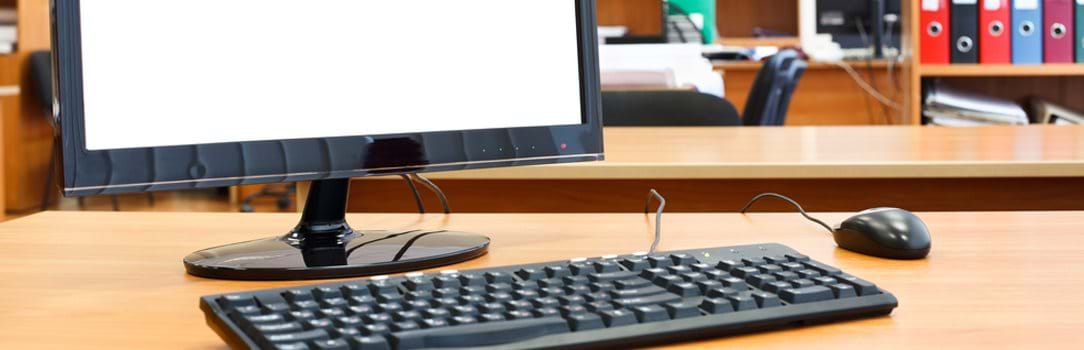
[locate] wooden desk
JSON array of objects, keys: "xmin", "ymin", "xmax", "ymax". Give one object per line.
[
  {"xmin": 714, "ymin": 60, "xmax": 906, "ymax": 125},
  {"xmin": 0, "ymin": 211, "xmax": 1081, "ymax": 348},
  {"xmin": 346, "ymin": 126, "xmax": 1084, "ymax": 213}
]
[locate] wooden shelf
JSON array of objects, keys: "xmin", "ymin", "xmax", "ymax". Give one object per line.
[{"xmin": 920, "ymin": 64, "xmax": 1084, "ymax": 77}]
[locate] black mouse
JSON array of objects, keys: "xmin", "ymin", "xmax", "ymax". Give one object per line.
[{"xmin": 833, "ymin": 208, "xmax": 932, "ymax": 260}]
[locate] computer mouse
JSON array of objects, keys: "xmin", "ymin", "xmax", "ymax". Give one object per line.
[{"xmin": 833, "ymin": 208, "xmax": 932, "ymax": 260}]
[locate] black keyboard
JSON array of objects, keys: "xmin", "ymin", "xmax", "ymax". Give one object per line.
[{"xmin": 201, "ymin": 243, "xmax": 897, "ymax": 349}]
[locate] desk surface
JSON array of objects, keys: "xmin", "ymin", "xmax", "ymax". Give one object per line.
[
  {"xmin": 1, "ymin": 211, "xmax": 1082, "ymax": 349},
  {"xmin": 415, "ymin": 126, "xmax": 1084, "ymax": 180}
]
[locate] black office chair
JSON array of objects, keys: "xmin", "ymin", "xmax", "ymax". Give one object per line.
[
  {"xmin": 742, "ymin": 49, "xmax": 805, "ymax": 126},
  {"xmin": 768, "ymin": 59, "xmax": 808, "ymax": 126},
  {"xmin": 30, "ymin": 50, "xmax": 154, "ymax": 211},
  {"xmin": 601, "ymin": 90, "xmax": 741, "ymax": 126}
]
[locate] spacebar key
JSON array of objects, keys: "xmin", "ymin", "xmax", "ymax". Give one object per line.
[{"xmin": 390, "ymin": 317, "xmax": 570, "ymax": 349}]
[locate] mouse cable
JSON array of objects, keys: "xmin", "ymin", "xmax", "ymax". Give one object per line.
[
  {"xmin": 643, "ymin": 189, "xmax": 667, "ymax": 254},
  {"xmin": 410, "ymin": 174, "xmax": 451, "ymax": 214},
  {"xmin": 740, "ymin": 193, "xmax": 834, "ymax": 234},
  {"xmin": 400, "ymin": 174, "xmax": 426, "ymax": 214}
]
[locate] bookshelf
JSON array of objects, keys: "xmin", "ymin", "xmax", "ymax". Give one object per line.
[{"xmin": 903, "ymin": 0, "xmax": 1084, "ymax": 124}]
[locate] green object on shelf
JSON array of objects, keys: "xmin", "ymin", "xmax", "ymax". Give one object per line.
[{"xmin": 668, "ymin": 0, "xmax": 717, "ymax": 44}]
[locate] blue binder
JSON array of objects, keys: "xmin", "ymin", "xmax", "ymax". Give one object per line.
[{"xmin": 1012, "ymin": 0, "xmax": 1043, "ymax": 64}]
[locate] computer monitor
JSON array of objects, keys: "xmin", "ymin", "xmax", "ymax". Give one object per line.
[{"xmin": 51, "ymin": 0, "xmax": 604, "ymax": 280}]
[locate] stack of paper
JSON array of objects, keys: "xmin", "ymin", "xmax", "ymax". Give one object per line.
[
  {"xmin": 598, "ymin": 44, "xmax": 725, "ymax": 97},
  {"xmin": 0, "ymin": 8, "xmax": 15, "ymax": 54},
  {"xmin": 924, "ymin": 85, "xmax": 1029, "ymax": 126}
]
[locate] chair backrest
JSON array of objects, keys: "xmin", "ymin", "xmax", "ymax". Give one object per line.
[
  {"xmin": 769, "ymin": 60, "xmax": 808, "ymax": 126},
  {"xmin": 601, "ymin": 90, "xmax": 741, "ymax": 126},
  {"xmin": 742, "ymin": 49, "xmax": 799, "ymax": 126},
  {"xmin": 28, "ymin": 50, "xmax": 52, "ymax": 112}
]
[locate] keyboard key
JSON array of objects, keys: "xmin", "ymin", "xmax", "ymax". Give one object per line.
[
  {"xmin": 585, "ymin": 301, "xmax": 614, "ymax": 313},
  {"xmin": 569, "ymin": 263, "xmax": 594, "ymax": 276},
  {"xmin": 802, "ymin": 261, "xmax": 842, "ymax": 276},
  {"xmin": 312, "ymin": 287, "xmax": 343, "ymax": 300},
  {"xmin": 781, "ymin": 263, "xmax": 805, "ymax": 271},
  {"xmin": 316, "ymin": 308, "xmax": 345, "ymax": 319},
  {"xmin": 567, "ymin": 313, "xmax": 605, "ymax": 331},
  {"xmin": 726, "ymin": 295, "xmax": 758, "ymax": 311},
  {"xmin": 485, "ymin": 283, "xmax": 513, "ymax": 294},
  {"xmin": 362, "ymin": 313, "xmax": 390, "ymax": 324},
  {"xmin": 639, "ymin": 268, "xmax": 669, "ymax": 280},
  {"xmin": 421, "ymin": 318, "xmax": 450, "ymax": 329},
  {"xmin": 260, "ymin": 329, "xmax": 330, "ymax": 348},
  {"xmin": 284, "ymin": 290, "xmax": 315, "ymax": 303},
  {"xmin": 812, "ymin": 276, "xmax": 838, "ymax": 286},
  {"xmin": 779, "ymin": 286, "xmax": 835, "ymax": 304},
  {"xmin": 619, "ymin": 258, "xmax": 650, "ymax": 272},
  {"xmin": 391, "ymin": 321, "xmax": 420, "ymax": 332},
  {"xmin": 796, "ymin": 269, "xmax": 821, "ymax": 279},
  {"xmin": 451, "ymin": 305, "xmax": 478, "ymax": 317},
  {"xmin": 715, "ymin": 260, "xmax": 743, "ymax": 271},
  {"xmin": 310, "ymin": 338, "xmax": 349, "ymax": 350},
  {"xmin": 632, "ymin": 305, "xmax": 670, "ymax": 323},
  {"xmin": 700, "ymin": 298, "xmax": 734, "ymax": 314},
  {"xmin": 589, "ymin": 282, "xmax": 615, "ymax": 294},
  {"xmin": 478, "ymin": 313, "xmax": 506, "ymax": 323},
  {"xmin": 764, "ymin": 255, "xmax": 789, "ymax": 264},
  {"xmin": 303, "ymin": 318, "xmax": 332, "ymax": 331},
  {"xmin": 762, "ymin": 281, "xmax": 793, "ymax": 294},
  {"xmin": 504, "ymin": 300, "xmax": 534, "ymax": 311},
  {"xmin": 614, "ymin": 278, "xmax": 652, "ymax": 290},
  {"xmin": 545, "ymin": 266, "xmax": 572, "ymax": 278},
  {"xmin": 746, "ymin": 274, "xmax": 777, "ymax": 288},
  {"xmin": 689, "ymin": 263, "xmax": 713, "ymax": 272},
  {"xmin": 670, "ymin": 253, "xmax": 697, "ymax": 265},
  {"xmin": 531, "ymin": 297, "xmax": 560, "ymax": 309},
  {"xmin": 504, "ymin": 310, "xmax": 534, "ymax": 320},
  {"xmin": 538, "ymin": 278, "xmax": 564, "ymax": 288},
  {"xmin": 532, "ymin": 307, "xmax": 560, "ymax": 318},
  {"xmin": 450, "ymin": 316, "xmax": 477, "ymax": 325},
  {"xmin": 786, "ymin": 253, "xmax": 811, "ymax": 262},
  {"xmin": 647, "ymin": 256, "xmax": 673, "ymax": 268},
  {"xmin": 757, "ymin": 264, "xmax": 783, "ymax": 274},
  {"xmin": 253, "ymin": 322, "xmax": 304, "ymax": 335},
  {"xmin": 704, "ymin": 269, "xmax": 730, "ymax": 280},
  {"xmin": 665, "ymin": 265, "xmax": 692, "ymax": 275},
  {"xmin": 732, "ymin": 267, "xmax": 759, "ymax": 278},
  {"xmin": 612, "ymin": 292, "xmax": 681, "ymax": 309},
  {"xmin": 361, "ymin": 324, "xmax": 390, "ymax": 336},
  {"xmin": 653, "ymin": 275, "xmax": 683, "ymax": 289},
  {"xmin": 695, "ymin": 280, "xmax": 723, "ymax": 294},
  {"xmin": 773, "ymin": 271, "xmax": 799, "ymax": 281},
  {"xmin": 218, "ymin": 294, "xmax": 257, "ymax": 308},
  {"xmin": 432, "ymin": 288, "xmax": 459, "ymax": 299},
  {"xmin": 609, "ymin": 285, "xmax": 667, "ymax": 299},
  {"xmin": 593, "ymin": 261, "xmax": 620, "ymax": 273},
  {"xmin": 588, "ymin": 271, "xmax": 638, "ymax": 283},
  {"xmin": 829, "ymin": 284, "xmax": 858, "ymax": 299},
  {"xmin": 485, "ymin": 272, "xmax": 514, "ymax": 284},
  {"xmin": 600, "ymin": 309, "xmax": 638, "ymax": 327},
  {"xmin": 741, "ymin": 257, "xmax": 766, "ymax": 266},
  {"xmin": 433, "ymin": 276, "xmax": 461, "ymax": 289},
  {"xmin": 790, "ymin": 279, "xmax": 815, "ymax": 288},
  {"xmin": 664, "ymin": 301, "xmax": 700, "ymax": 319},
  {"xmin": 348, "ymin": 336, "xmax": 391, "ymax": 350},
  {"xmin": 679, "ymin": 272, "xmax": 707, "ymax": 283},
  {"xmin": 333, "ymin": 316, "xmax": 363, "ymax": 328},
  {"xmin": 557, "ymin": 295, "xmax": 586, "ymax": 306},
  {"xmin": 667, "ymin": 282, "xmax": 701, "ymax": 297},
  {"xmin": 479, "ymin": 303, "xmax": 507, "ymax": 314},
  {"xmin": 559, "ymin": 305, "xmax": 588, "ymax": 317},
  {"xmin": 564, "ymin": 285, "xmax": 590, "ymax": 295},
  {"xmin": 706, "ymin": 287, "xmax": 740, "ymax": 299},
  {"xmin": 563, "ymin": 275, "xmax": 590, "ymax": 286},
  {"xmin": 752, "ymin": 292, "xmax": 783, "ymax": 308},
  {"xmin": 720, "ymin": 277, "xmax": 749, "ymax": 291},
  {"xmin": 457, "ymin": 274, "xmax": 486, "ymax": 287},
  {"xmin": 836, "ymin": 275, "xmax": 879, "ymax": 296},
  {"xmin": 515, "ymin": 268, "xmax": 546, "ymax": 281}
]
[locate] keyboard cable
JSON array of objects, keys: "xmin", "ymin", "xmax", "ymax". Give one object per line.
[
  {"xmin": 400, "ymin": 174, "xmax": 452, "ymax": 214},
  {"xmin": 644, "ymin": 189, "xmax": 667, "ymax": 254}
]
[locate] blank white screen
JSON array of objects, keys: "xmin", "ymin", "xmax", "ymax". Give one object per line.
[{"xmin": 78, "ymin": 0, "xmax": 584, "ymax": 150}]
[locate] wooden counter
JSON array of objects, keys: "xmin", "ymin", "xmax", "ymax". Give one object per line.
[{"xmin": 344, "ymin": 126, "xmax": 1084, "ymax": 213}]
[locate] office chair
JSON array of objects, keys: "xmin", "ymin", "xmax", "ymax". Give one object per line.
[
  {"xmin": 30, "ymin": 50, "xmax": 153, "ymax": 211},
  {"xmin": 768, "ymin": 59, "xmax": 808, "ymax": 126},
  {"xmin": 601, "ymin": 90, "xmax": 741, "ymax": 126},
  {"xmin": 742, "ymin": 49, "xmax": 805, "ymax": 126}
]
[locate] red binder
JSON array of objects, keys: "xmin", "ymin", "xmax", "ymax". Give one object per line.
[
  {"xmin": 979, "ymin": 0, "xmax": 1010, "ymax": 63},
  {"xmin": 920, "ymin": 0, "xmax": 951, "ymax": 64},
  {"xmin": 1044, "ymin": 0, "xmax": 1075, "ymax": 63}
]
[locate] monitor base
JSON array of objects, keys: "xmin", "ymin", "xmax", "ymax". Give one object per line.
[{"xmin": 183, "ymin": 178, "xmax": 489, "ymax": 280}]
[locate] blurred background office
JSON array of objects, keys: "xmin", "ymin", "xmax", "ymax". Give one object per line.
[{"xmin": 1, "ymin": 0, "xmax": 1083, "ymax": 216}]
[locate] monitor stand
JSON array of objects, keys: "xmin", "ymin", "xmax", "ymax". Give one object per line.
[{"xmin": 183, "ymin": 178, "xmax": 490, "ymax": 280}]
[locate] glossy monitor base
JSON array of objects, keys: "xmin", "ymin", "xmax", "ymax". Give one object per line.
[
  {"xmin": 183, "ymin": 178, "xmax": 489, "ymax": 280},
  {"xmin": 183, "ymin": 230, "xmax": 489, "ymax": 280}
]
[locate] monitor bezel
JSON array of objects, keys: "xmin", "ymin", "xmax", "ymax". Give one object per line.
[{"xmin": 52, "ymin": 0, "xmax": 604, "ymax": 196}]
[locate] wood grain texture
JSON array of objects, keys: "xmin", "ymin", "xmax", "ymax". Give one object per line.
[
  {"xmin": 345, "ymin": 177, "xmax": 1084, "ymax": 213},
  {"xmin": 1, "ymin": 211, "xmax": 1083, "ymax": 349},
  {"xmin": 2, "ymin": 0, "xmax": 53, "ymax": 213},
  {"xmin": 717, "ymin": 60, "xmax": 906, "ymax": 125},
  {"xmin": 397, "ymin": 126, "xmax": 1084, "ymax": 180},
  {"xmin": 596, "ymin": 0, "xmax": 663, "ymax": 36}
]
